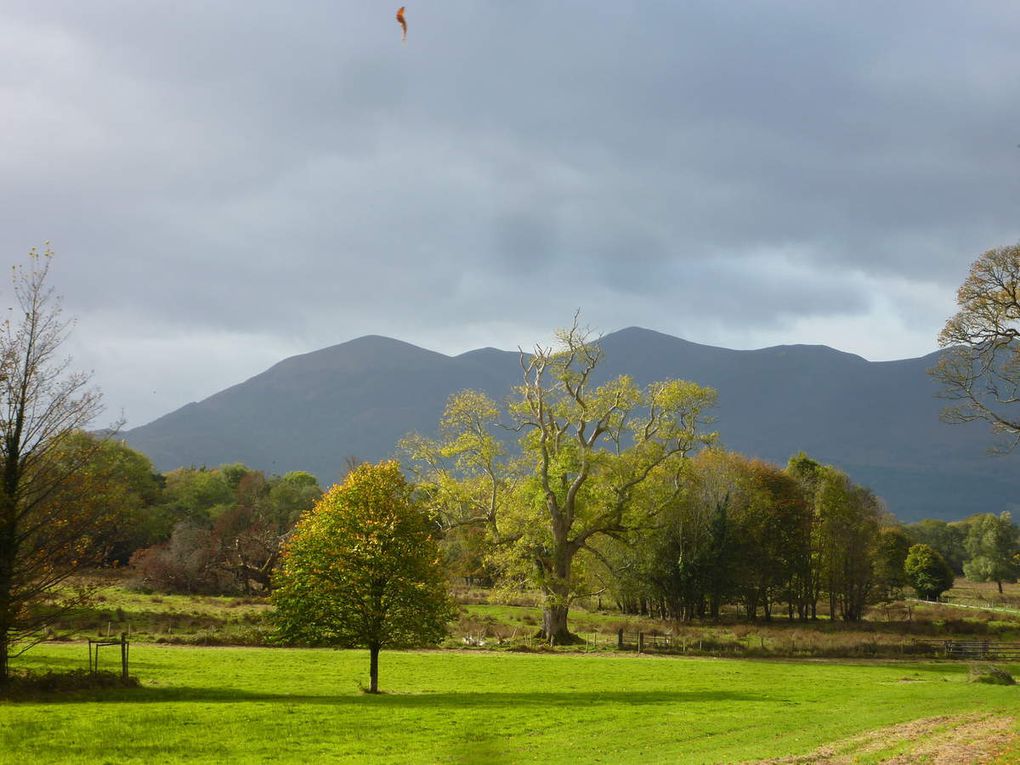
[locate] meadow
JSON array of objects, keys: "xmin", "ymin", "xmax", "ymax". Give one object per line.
[
  {"xmin": 4, "ymin": 577, "xmax": 1020, "ymax": 763},
  {"xmin": 2, "ymin": 642, "xmax": 1019, "ymax": 764}
]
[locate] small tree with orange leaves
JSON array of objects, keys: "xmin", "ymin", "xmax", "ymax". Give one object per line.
[{"xmin": 272, "ymin": 461, "xmax": 454, "ymax": 693}]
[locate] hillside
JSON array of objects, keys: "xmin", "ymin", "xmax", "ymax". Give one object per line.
[{"xmin": 122, "ymin": 327, "xmax": 1020, "ymax": 521}]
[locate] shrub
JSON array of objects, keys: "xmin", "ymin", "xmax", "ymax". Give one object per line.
[{"xmin": 0, "ymin": 669, "xmax": 140, "ymax": 697}]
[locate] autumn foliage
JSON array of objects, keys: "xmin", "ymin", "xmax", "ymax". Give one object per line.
[{"xmin": 272, "ymin": 461, "xmax": 454, "ymax": 692}]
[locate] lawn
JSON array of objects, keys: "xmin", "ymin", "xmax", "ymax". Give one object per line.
[{"xmin": 2, "ymin": 644, "xmax": 1018, "ymax": 763}]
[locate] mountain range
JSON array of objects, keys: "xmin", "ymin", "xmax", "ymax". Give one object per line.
[{"xmin": 122, "ymin": 327, "xmax": 1020, "ymax": 522}]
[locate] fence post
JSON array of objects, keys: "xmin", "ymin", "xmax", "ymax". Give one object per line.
[
  {"xmin": 638, "ymin": 632, "xmax": 645, "ymax": 653},
  {"xmin": 617, "ymin": 628, "xmax": 624, "ymax": 649},
  {"xmin": 120, "ymin": 633, "xmax": 128, "ymax": 681}
]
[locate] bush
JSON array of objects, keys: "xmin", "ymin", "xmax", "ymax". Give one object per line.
[
  {"xmin": 968, "ymin": 664, "xmax": 1016, "ymax": 686},
  {"xmin": 0, "ymin": 669, "xmax": 140, "ymax": 697}
]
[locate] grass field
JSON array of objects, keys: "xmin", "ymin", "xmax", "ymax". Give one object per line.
[{"xmin": 2, "ymin": 643, "xmax": 1019, "ymax": 763}]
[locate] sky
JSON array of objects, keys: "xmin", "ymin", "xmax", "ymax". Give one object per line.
[{"xmin": 1, "ymin": 1, "xmax": 1019, "ymax": 428}]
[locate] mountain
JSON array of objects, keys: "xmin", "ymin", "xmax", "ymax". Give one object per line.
[{"xmin": 122, "ymin": 327, "xmax": 1020, "ymax": 522}]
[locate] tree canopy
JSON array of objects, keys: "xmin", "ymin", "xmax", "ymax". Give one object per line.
[
  {"xmin": 933, "ymin": 243, "xmax": 1020, "ymax": 451},
  {"xmin": 405, "ymin": 318, "xmax": 716, "ymax": 643},
  {"xmin": 904, "ymin": 544, "xmax": 955, "ymax": 601},
  {"xmin": 272, "ymin": 461, "xmax": 455, "ymax": 692},
  {"xmin": 962, "ymin": 511, "xmax": 1019, "ymax": 593}
]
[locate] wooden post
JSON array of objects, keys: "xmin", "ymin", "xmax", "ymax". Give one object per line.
[
  {"xmin": 120, "ymin": 633, "xmax": 128, "ymax": 681},
  {"xmin": 617, "ymin": 628, "xmax": 624, "ymax": 649},
  {"xmin": 638, "ymin": 632, "xmax": 645, "ymax": 653}
]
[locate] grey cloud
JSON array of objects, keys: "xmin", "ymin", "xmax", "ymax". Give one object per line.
[{"xmin": 1, "ymin": 0, "xmax": 1018, "ymax": 423}]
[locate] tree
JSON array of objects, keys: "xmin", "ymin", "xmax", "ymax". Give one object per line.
[
  {"xmin": 267, "ymin": 471, "xmax": 322, "ymax": 528},
  {"xmin": 162, "ymin": 466, "xmax": 234, "ymax": 521},
  {"xmin": 785, "ymin": 455, "xmax": 883, "ymax": 622},
  {"xmin": 80, "ymin": 436, "xmax": 164, "ymax": 564},
  {"xmin": 905, "ymin": 519, "xmax": 970, "ymax": 574},
  {"xmin": 132, "ymin": 466, "xmax": 322, "ymax": 595},
  {"xmin": 272, "ymin": 461, "xmax": 455, "ymax": 693},
  {"xmin": 406, "ymin": 318, "xmax": 716, "ymax": 643},
  {"xmin": 904, "ymin": 544, "xmax": 955, "ymax": 601},
  {"xmin": 932, "ymin": 243, "xmax": 1020, "ymax": 450},
  {"xmin": 0, "ymin": 248, "xmax": 107, "ymax": 682},
  {"xmin": 812, "ymin": 467, "xmax": 881, "ymax": 621},
  {"xmin": 963, "ymin": 511, "xmax": 1019, "ymax": 594},
  {"xmin": 872, "ymin": 526, "xmax": 912, "ymax": 600}
]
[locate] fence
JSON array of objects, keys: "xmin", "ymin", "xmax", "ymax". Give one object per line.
[
  {"xmin": 942, "ymin": 641, "xmax": 1020, "ymax": 660},
  {"xmin": 611, "ymin": 630, "xmax": 699, "ymax": 654},
  {"xmin": 607, "ymin": 630, "xmax": 944, "ymax": 659},
  {"xmin": 88, "ymin": 633, "xmax": 130, "ymax": 680}
]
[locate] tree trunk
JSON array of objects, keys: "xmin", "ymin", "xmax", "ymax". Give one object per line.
[
  {"xmin": 0, "ymin": 495, "xmax": 14, "ymax": 683},
  {"xmin": 542, "ymin": 603, "xmax": 575, "ymax": 645},
  {"xmin": 539, "ymin": 522, "xmax": 582, "ymax": 645},
  {"xmin": 368, "ymin": 643, "xmax": 380, "ymax": 693},
  {"xmin": 0, "ymin": 626, "xmax": 8, "ymax": 683}
]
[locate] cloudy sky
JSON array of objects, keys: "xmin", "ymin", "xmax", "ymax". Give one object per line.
[{"xmin": 2, "ymin": 1, "xmax": 1019, "ymax": 427}]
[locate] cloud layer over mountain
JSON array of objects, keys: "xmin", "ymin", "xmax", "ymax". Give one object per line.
[{"xmin": 1, "ymin": 2, "xmax": 1019, "ymax": 426}]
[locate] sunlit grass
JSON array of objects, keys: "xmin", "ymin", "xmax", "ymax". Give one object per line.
[{"xmin": 2, "ymin": 643, "xmax": 1018, "ymax": 763}]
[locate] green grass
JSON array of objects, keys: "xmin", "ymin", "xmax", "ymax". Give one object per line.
[
  {"xmin": 48, "ymin": 582, "xmax": 273, "ymax": 645},
  {"xmin": 2, "ymin": 644, "xmax": 1018, "ymax": 763}
]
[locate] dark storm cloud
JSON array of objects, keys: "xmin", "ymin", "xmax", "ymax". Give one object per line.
[{"xmin": 1, "ymin": 1, "xmax": 1018, "ymax": 424}]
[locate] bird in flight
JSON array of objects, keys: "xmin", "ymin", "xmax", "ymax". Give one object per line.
[{"xmin": 396, "ymin": 7, "xmax": 407, "ymax": 42}]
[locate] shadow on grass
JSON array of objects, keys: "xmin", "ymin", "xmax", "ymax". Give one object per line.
[{"xmin": 1, "ymin": 685, "xmax": 765, "ymax": 707}]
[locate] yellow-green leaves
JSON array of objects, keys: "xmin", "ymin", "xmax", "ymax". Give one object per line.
[{"xmin": 272, "ymin": 462, "xmax": 455, "ymax": 651}]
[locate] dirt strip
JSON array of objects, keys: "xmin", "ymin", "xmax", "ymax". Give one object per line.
[{"xmin": 754, "ymin": 714, "xmax": 1017, "ymax": 764}]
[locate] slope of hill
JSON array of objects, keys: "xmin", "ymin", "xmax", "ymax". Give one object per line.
[{"xmin": 122, "ymin": 327, "xmax": 1020, "ymax": 521}]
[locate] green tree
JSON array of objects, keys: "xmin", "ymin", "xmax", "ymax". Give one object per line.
[
  {"xmin": 272, "ymin": 461, "xmax": 455, "ymax": 693},
  {"xmin": 786, "ymin": 456, "xmax": 883, "ymax": 622},
  {"xmin": 267, "ymin": 471, "xmax": 322, "ymax": 528},
  {"xmin": 872, "ymin": 526, "xmax": 912, "ymax": 600},
  {"xmin": 963, "ymin": 512, "xmax": 1019, "ymax": 593},
  {"xmin": 0, "ymin": 250, "xmax": 107, "ymax": 682},
  {"xmin": 813, "ymin": 468, "xmax": 881, "ymax": 621},
  {"xmin": 785, "ymin": 453, "xmax": 825, "ymax": 619},
  {"xmin": 406, "ymin": 319, "xmax": 716, "ymax": 643},
  {"xmin": 932, "ymin": 243, "xmax": 1020, "ymax": 451},
  {"xmin": 76, "ymin": 436, "xmax": 164, "ymax": 563},
  {"xmin": 904, "ymin": 544, "xmax": 955, "ymax": 601},
  {"xmin": 162, "ymin": 466, "xmax": 235, "ymax": 521},
  {"xmin": 904, "ymin": 519, "xmax": 969, "ymax": 574}
]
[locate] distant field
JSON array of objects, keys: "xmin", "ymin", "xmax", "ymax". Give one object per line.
[
  {"xmin": 2, "ymin": 644, "xmax": 1019, "ymax": 763},
  {"xmin": 944, "ymin": 578, "xmax": 1020, "ymax": 612},
  {"xmin": 49, "ymin": 575, "xmax": 1020, "ymax": 663}
]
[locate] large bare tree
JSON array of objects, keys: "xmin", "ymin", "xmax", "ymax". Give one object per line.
[
  {"xmin": 932, "ymin": 243, "xmax": 1020, "ymax": 451},
  {"xmin": 0, "ymin": 248, "xmax": 107, "ymax": 682}
]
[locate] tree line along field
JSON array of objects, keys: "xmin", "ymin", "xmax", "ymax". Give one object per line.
[
  {"xmin": 2, "ymin": 642, "xmax": 1019, "ymax": 764},
  {"xmin": 38, "ymin": 573, "xmax": 1020, "ymax": 657}
]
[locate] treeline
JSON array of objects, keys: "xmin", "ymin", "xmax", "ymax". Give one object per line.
[
  {"xmin": 76, "ymin": 437, "xmax": 323, "ymax": 594},
  {"xmin": 605, "ymin": 451, "xmax": 1019, "ymax": 621},
  {"xmin": 442, "ymin": 449, "xmax": 1019, "ymax": 623},
  {"xmin": 89, "ymin": 436, "xmax": 1017, "ymax": 618}
]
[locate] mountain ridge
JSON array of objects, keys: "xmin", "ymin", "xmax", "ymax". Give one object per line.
[{"xmin": 122, "ymin": 327, "xmax": 1020, "ymax": 522}]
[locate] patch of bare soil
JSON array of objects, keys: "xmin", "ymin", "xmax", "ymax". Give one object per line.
[{"xmin": 754, "ymin": 714, "xmax": 1016, "ymax": 764}]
